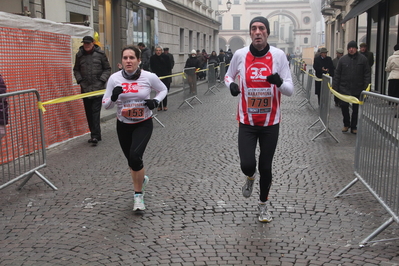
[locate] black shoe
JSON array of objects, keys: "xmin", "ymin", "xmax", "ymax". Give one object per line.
[{"xmin": 91, "ymin": 138, "xmax": 98, "ymax": 146}]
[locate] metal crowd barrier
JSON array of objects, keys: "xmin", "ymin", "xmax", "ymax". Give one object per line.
[
  {"xmin": 0, "ymin": 89, "xmax": 57, "ymax": 191},
  {"xmin": 335, "ymin": 92, "xmax": 399, "ymax": 246},
  {"xmin": 308, "ymin": 74, "xmax": 339, "ymax": 142},
  {"xmin": 178, "ymin": 67, "xmax": 202, "ymax": 109},
  {"xmin": 204, "ymin": 64, "xmax": 219, "ymax": 95},
  {"xmin": 217, "ymin": 62, "xmax": 226, "ymax": 87},
  {"xmin": 298, "ymin": 69, "xmax": 316, "ymax": 110}
]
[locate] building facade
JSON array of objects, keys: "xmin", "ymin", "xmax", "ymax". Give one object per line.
[
  {"xmin": 0, "ymin": 0, "xmax": 222, "ymax": 85},
  {"xmin": 217, "ymin": 0, "xmax": 320, "ymax": 57}
]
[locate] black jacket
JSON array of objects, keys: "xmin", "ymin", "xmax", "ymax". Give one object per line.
[
  {"xmin": 185, "ymin": 56, "xmax": 201, "ymax": 69},
  {"xmin": 73, "ymin": 45, "xmax": 111, "ymax": 93},
  {"xmin": 313, "ymin": 55, "xmax": 335, "ymax": 78},
  {"xmin": 333, "ymin": 52, "xmax": 371, "ymax": 96},
  {"xmin": 150, "ymin": 53, "xmax": 172, "ymax": 83}
]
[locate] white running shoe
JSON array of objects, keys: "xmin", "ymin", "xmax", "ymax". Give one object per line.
[
  {"xmin": 258, "ymin": 202, "xmax": 272, "ymax": 222},
  {"xmin": 133, "ymin": 194, "xmax": 145, "ymax": 211},
  {"xmin": 142, "ymin": 175, "xmax": 149, "ymax": 195},
  {"xmin": 242, "ymin": 173, "xmax": 256, "ymax": 198},
  {"xmin": 133, "ymin": 175, "xmax": 149, "ymax": 195}
]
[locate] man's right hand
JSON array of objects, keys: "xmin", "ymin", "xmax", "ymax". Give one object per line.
[
  {"xmin": 230, "ymin": 82, "xmax": 240, "ymax": 96},
  {"xmin": 111, "ymin": 86, "xmax": 123, "ymax": 101}
]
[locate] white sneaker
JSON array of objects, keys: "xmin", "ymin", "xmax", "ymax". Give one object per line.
[
  {"xmin": 258, "ymin": 202, "xmax": 272, "ymax": 222},
  {"xmin": 133, "ymin": 175, "xmax": 149, "ymax": 195},
  {"xmin": 133, "ymin": 194, "xmax": 145, "ymax": 211},
  {"xmin": 142, "ymin": 175, "xmax": 149, "ymax": 195}
]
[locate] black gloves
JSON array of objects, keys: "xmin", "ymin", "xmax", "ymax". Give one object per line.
[
  {"xmin": 111, "ymin": 86, "xmax": 123, "ymax": 102},
  {"xmin": 144, "ymin": 99, "xmax": 159, "ymax": 110},
  {"xmin": 230, "ymin": 82, "xmax": 240, "ymax": 96},
  {"xmin": 267, "ymin": 73, "xmax": 283, "ymax": 87}
]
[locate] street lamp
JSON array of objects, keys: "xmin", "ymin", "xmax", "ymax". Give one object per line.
[{"xmin": 215, "ymin": 0, "xmax": 232, "ymax": 16}]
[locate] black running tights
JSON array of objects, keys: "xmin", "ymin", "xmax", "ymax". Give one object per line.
[{"xmin": 238, "ymin": 123, "xmax": 279, "ymax": 202}]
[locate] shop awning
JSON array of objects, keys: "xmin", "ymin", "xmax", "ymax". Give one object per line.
[
  {"xmin": 138, "ymin": 0, "xmax": 168, "ymax": 11},
  {"xmin": 342, "ymin": 0, "xmax": 382, "ymax": 23}
]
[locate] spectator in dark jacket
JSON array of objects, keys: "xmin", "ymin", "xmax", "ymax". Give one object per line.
[
  {"xmin": 185, "ymin": 50, "xmax": 202, "ymax": 93},
  {"xmin": 225, "ymin": 48, "xmax": 233, "ymax": 72},
  {"xmin": 333, "ymin": 41, "xmax": 371, "ymax": 134},
  {"xmin": 313, "ymin": 47, "xmax": 335, "ymax": 105},
  {"xmin": 218, "ymin": 49, "xmax": 226, "ymax": 64},
  {"xmin": 0, "ymin": 74, "xmax": 8, "ymax": 141},
  {"xmin": 150, "ymin": 46, "xmax": 172, "ymax": 111},
  {"xmin": 208, "ymin": 51, "xmax": 220, "ymax": 79},
  {"xmin": 73, "ymin": 36, "xmax": 111, "ymax": 145},
  {"xmin": 138, "ymin": 43, "xmax": 152, "ymax": 71},
  {"xmin": 359, "ymin": 42, "xmax": 374, "ymax": 67}
]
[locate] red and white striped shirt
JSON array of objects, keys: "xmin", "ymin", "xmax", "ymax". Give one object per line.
[{"xmin": 225, "ymin": 46, "xmax": 294, "ymax": 126}]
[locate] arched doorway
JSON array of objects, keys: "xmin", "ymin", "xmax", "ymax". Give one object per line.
[
  {"xmin": 219, "ymin": 37, "xmax": 227, "ymax": 51},
  {"xmin": 228, "ymin": 36, "xmax": 245, "ymax": 53}
]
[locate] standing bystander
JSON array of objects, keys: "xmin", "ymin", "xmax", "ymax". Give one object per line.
[
  {"xmin": 163, "ymin": 47, "xmax": 175, "ymax": 83},
  {"xmin": 73, "ymin": 36, "xmax": 111, "ymax": 146},
  {"xmin": 150, "ymin": 46, "xmax": 172, "ymax": 111},
  {"xmin": 225, "ymin": 16, "xmax": 294, "ymax": 223},
  {"xmin": 138, "ymin": 43, "xmax": 152, "ymax": 71},
  {"xmin": 359, "ymin": 43, "xmax": 374, "ymax": 67},
  {"xmin": 313, "ymin": 47, "xmax": 335, "ymax": 105},
  {"xmin": 333, "ymin": 41, "xmax": 371, "ymax": 134},
  {"xmin": 185, "ymin": 50, "xmax": 202, "ymax": 93},
  {"xmin": 332, "ymin": 48, "xmax": 344, "ymax": 107},
  {"xmin": 385, "ymin": 43, "xmax": 399, "ymax": 118}
]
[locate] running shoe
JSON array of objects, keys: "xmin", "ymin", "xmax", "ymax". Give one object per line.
[
  {"xmin": 133, "ymin": 194, "xmax": 145, "ymax": 211},
  {"xmin": 133, "ymin": 175, "xmax": 149, "ymax": 195},
  {"xmin": 142, "ymin": 175, "xmax": 149, "ymax": 195},
  {"xmin": 242, "ymin": 173, "xmax": 256, "ymax": 198},
  {"xmin": 258, "ymin": 202, "xmax": 273, "ymax": 222}
]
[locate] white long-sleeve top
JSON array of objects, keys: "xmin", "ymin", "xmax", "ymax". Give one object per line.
[
  {"xmin": 225, "ymin": 45, "xmax": 294, "ymax": 127},
  {"xmin": 102, "ymin": 70, "xmax": 167, "ymax": 124}
]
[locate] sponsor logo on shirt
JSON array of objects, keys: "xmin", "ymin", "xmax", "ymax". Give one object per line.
[{"xmin": 122, "ymin": 82, "xmax": 140, "ymax": 93}]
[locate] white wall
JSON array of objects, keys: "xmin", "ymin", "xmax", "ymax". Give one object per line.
[{"xmin": 44, "ymin": 0, "xmax": 66, "ymax": 22}]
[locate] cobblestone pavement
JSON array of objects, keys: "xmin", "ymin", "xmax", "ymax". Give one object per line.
[{"xmin": 1, "ymin": 78, "xmax": 399, "ymax": 266}]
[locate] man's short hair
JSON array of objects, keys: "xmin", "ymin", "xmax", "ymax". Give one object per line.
[{"xmin": 137, "ymin": 42, "xmax": 145, "ymax": 47}]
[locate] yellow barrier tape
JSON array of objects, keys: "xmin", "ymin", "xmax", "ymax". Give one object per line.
[
  {"xmin": 39, "ymin": 90, "xmax": 106, "ymax": 113},
  {"xmin": 300, "ymin": 70, "xmax": 322, "ymax": 82},
  {"xmin": 38, "ymin": 68, "xmax": 220, "ymax": 113},
  {"xmin": 328, "ymin": 83, "xmax": 371, "ymax": 105}
]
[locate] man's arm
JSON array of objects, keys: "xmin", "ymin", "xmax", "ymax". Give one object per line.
[
  {"xmin": 100, "ymin": 53, "xmax": 111, "ymax": 82},
  {"xmin": 73, "ymin": 55, "xmax": 83, "ymax": 84}
]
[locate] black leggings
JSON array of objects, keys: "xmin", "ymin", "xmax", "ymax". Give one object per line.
[
  {"xmin": 117, "ymin": 118, "xmax": 153, "ymax": 171},
  {"xmin": 238, "ymin": 123, "xmax": 279, "ymax": 202}
]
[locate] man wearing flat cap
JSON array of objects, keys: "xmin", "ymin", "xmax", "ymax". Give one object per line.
[
  {"xmin": 313, "ymin": 47, "xmax": 335, "ymax": 105},
  {"xmin": 332, "ymin": 48, "xmax": 344, "ymax": 106},
  {"xmin": 73, "ymin": 35, "xmax": 111, "ymax": 146},
  {"xmin": 359, "ymin": 42, "xmax": 374, "ymax": 67},
  {"xmin": 225, "ymin": 16, "xmax": 294, "ymax": 223},
  {"xmin": 333, "ymin": 40, "xmax": 371, "ymax": 134}
]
